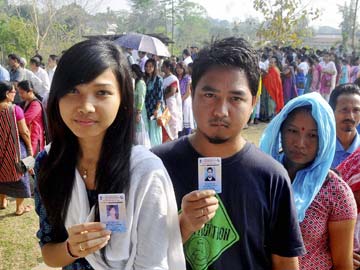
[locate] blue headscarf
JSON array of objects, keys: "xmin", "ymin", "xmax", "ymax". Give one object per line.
[{"xmin": 259, "ymin": 92, "xmax": 336, "ymax": 222}]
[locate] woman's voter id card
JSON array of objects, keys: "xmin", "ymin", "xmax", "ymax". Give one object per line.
[
  {"xmin": 198, "ymin": 157, "xmax": 222, "ymax": 193},
  {"xmin": 98, "ymin": 193, "xmax": 127, "ymax": 233}
]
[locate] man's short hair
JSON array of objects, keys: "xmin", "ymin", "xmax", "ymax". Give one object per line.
[
  {"xmin": 182, "ymin": 49, "xmax": 191, "ymax": 56},
  {"xmin": 19, "ymin": 57, "xmax": 27, "ymax": 67},
  {"xmin": 30, "ymin": 57, "xmax": 41, "ymax": 67},
  {"xmin": 8, "ymin": 53, "xmax": 21, "ymax": 62},
  {"xmin": 207, "ymin": 167, "xmax": 213, "ymax": 172},
  {"xmin": 49, "ymin": 54, "xmax": 59, "ymax": 63},
  {"xmin": 329, "ymin": 83, "xmax": 360, "ymax": 111},
  {"xmin": 191, "ymin": 37, "xmax": 260, "ymax": 97}
]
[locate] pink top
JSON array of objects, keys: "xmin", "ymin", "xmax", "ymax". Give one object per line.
[
  {"xmin": 14, "ymin": 105, "xmax": 24, "ymax": 121},
  {"xmin": 299, "ymin": 171, "xmax": 357, "ymax": 270},
  {"xmin": 23, "ymin": 100, "xmax": 45, "ymax": 155},
  {"xmin": 310, "ymin": 64, "xmax": 322, "ymax": 92}
]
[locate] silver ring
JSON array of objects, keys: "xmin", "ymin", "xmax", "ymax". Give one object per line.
[{"xmin": 79, "ymin": 243, "xmax": 85, "ymax": 252}]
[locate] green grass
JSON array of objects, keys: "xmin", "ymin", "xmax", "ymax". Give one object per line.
[
  {"xmin": 0, "ymin": 198, "xmax": 43, "ymax": 270},
  {"xmin": 0, "ymin": 123, "xmax": 267, "ymax": 270},
  {"xmin": 242, "ymin": 122, "xmax": 267, "ymax": 147}
]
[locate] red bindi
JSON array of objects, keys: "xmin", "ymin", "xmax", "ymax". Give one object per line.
[{"xmin": 301, "ymin": 127, "xmax": 305, "ymax": 131}]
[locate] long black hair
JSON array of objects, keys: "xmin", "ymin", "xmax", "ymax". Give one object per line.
[
  {"xmin": 131, "ymin": 64, "xmax": 144, "ymax": 85},
  {"xmin": 17, "ymin": 80, "xmax": 43, "ymax": 101},
  {"xmin": 37, "ymin": 39, "xmax": 134, "ymax": 244}
]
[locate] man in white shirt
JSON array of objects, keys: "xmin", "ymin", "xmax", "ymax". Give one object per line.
[
  {"xmin": 182, "ymin": 49, "xmax": 193, "ymax": 66},
  {"xmin": 47, "ymin": 54, "xmax": 58, "ymax": 85},
  {"xmin": 30, "ymin": 56, "xmax": 50, "ymax": 93},
  {"xmin": 298, "ymin": 56, "xmax": 309, "ymax": 76},
  {"xmin": 19, "ymin": 57, "xmax": 49, "ymax": 102}
]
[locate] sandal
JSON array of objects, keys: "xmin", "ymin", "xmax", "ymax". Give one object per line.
[{"xmin": 15, "ymin": 205, "xmax": 32, "ymax": 216}]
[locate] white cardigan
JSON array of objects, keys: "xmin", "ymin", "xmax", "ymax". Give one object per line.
[{"xmin": 64, "ymin": 145, "xmax": 186, "ymax": 270}]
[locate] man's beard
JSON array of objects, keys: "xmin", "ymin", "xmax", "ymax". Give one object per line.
[{"xmin": 204, "ymin": 134, "xmax": 229, "ymax": 144}]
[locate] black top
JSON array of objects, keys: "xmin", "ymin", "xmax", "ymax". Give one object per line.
[{"xmin": 152, "ymin": 137, "xmax": 305, "ymax": 270}]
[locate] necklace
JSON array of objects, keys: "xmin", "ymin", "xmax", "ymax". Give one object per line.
[{"xmin": 82, "ymin": 169, "xmax": 88, "ymax": 180}]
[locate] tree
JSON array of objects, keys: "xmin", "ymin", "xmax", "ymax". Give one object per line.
[
  {"xmin": 339, "ymin": 0, "xmax": 359, "ymax": 51},
  {"xmin": 0, "ymin": 13, "xmax": 36, "ymax": 59},
  {"xmin": 253, "ymin": 0, "xmax": 319, "ymax": 47},
  {"xmin": 339, "ymin": 2, "xmax": 352, "ymax": 52}
]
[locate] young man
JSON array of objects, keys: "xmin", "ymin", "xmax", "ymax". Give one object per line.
[
  {"xmin": 152, "ymin": 37, "xmax": 305, "ymax": 269},
  {"xmin": 47, "ymin": 54, "xmax": 58, "ymax": 85},
  {"xmin": 30, "ymin": 56, "xmax": 50, "ymax": 93},
  {"xmin": 329, "ymin": 83, "xmax": 360, "ymax": 168}
]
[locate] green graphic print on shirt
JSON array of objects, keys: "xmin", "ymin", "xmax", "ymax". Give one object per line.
[{"xmin": 184, "ymin": 195, "xmax": 240, "ymax": 270}]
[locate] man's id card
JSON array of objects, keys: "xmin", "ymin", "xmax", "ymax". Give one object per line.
[
  {"xmin": 198, "ymin": 157, "xmax": 222, "ymax": 193},
  {"xmin": 98, "ymin": 193, "xmax": 127, "ymax": 233}
]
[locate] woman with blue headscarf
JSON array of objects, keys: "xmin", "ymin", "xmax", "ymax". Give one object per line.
[{"xmin": 260, "ymin": 92, "xmax": 357, "ymax": 270}]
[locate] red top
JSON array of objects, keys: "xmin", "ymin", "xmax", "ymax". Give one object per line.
[
  {"xmin": 23, "ymin": 100, "xmax": 44, "ymax": 155},
  {"xmin": 262, "ymin": 66, "xmax": 284, "ymax": 113},
  {"xmin": 299, "ymin": 171, "xmax": 357, "ymax": 270}
]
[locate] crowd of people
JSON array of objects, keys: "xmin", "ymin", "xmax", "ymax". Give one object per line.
[
  {"xmin": 0, "ymin": 37, "xmax": 359, "ymax": 270},
  {"xmin": 254, "ymin": 46, "xmax": 360, "ymax": 127},
  {"xmin": 0, "ymin": 53, "xmax": 53, "ymax": 216}
]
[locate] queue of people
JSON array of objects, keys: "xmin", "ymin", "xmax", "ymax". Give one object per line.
[
  {"xmin": 0, "ymin": 37, "xmax": 360, "ymax": 270},
  {"xmin": 256, "ymin": 46, "xmax": 360, "ymax": 125}
]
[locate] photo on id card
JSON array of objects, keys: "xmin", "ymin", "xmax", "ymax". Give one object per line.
[
  {"xmin": 198, "ymin": 157, "xmax": 222, "ymax": 193},
  {"xmin": 99, "ymin": 193, "xmax": 127, "ymax": 233}
]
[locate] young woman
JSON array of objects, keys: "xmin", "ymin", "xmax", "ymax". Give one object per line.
[
  {"xmin": 34, "ymin": 39, "xmax": 185, "ymax": 270},
  {"xmin": 162, "ymin": 60, "xmax": 182, "ymax": 141},
  {"xmin": 18, "ymin": 80, "xmax": 46, "ymax": 156},
  {"xmin": 144, "ymin": 58, "xmax": 163, "ymax": 146},
  {"xmin": 262, "ymin": 55, "xmax": 284, "ymax": 115},
  {"xmin": 260, "ymin": 92, "xmax": 357, "ymax": 270},
  {"xmin": 282, "ymin": 54, "xmax": 298, "ymax": 104},
  {"xmin": 131, "ymin": 64, "xmax": 150, "ymax": 148},
  {"xmin": 309, "ymin": 55, "xmax": 322, "ymax": 93},
  {"xmin": 0, "ymin": 81, "xmax": 33, "ymax": 215},
  {"xmin": 175, "ymin": 61, "xmax": 194, "ymax": 136}
]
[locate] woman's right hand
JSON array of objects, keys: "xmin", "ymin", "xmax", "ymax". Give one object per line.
[{"xmin": 66, "ymin": 222, "xmax": 111, "ymax": 258}]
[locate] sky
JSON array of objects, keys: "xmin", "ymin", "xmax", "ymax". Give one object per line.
[{"xmin": 100, "ymin": 0, "xmax": 345, "ymax": 29}]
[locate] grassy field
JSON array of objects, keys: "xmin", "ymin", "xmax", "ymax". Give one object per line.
[{"xmin": 0, "ymin": 123, "xmax": 267, "ymax": 270}]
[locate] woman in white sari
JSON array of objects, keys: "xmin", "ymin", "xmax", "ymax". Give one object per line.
[
  {"xmin": 176, "ymin": 62, "xmax": 194, "ymax": 136},
  {"xmin": 161, "ymin": 60, "xmax": 182, "ymax": 141}
]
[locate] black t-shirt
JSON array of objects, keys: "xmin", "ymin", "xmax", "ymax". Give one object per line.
[{"xmin": 152, "ymin": 137, "xmax": 305, "ymax": 270}]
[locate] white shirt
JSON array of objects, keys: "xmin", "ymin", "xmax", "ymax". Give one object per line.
[
  {"xmin": 47, "ymin": 66, "xmax": 56, "ymax": 85},
  {"xmin": 64, "ymin": 146, "xmax": 186, "ymax": 270},
  {"xmin": 298, "ymin": 61, "xmax": 309, "ymax": 76},
  {"xmin": 183, "ymin": 56, "xmax": 193, "ymax": 66},
  {"xmin": 34, "ymin": 67, "xmax": 50, "ymax": 92},
  {"xmin": 23, "ymin": 68, "xmax": 49, "ymax": 100}
]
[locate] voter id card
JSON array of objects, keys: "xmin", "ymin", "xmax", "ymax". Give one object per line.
[
  {"xmin": 198, "ymin": 157, "xmax": 222, "ymax": 193},
  {"xmin": 98, "ymin": 193, "xmax": 127, "ymax": 233}
]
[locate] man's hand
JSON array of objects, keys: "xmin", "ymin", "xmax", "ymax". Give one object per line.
[{"xmin": 179, "ymin": 190, "xmax": 218, "ymax": 243}]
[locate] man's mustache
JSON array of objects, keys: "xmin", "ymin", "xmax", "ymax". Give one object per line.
[
  {"xmin": 342, "ymin": 119, "xmax": 356, "ymax": 125},
  {"xmin": 209, "ymin": 118, "xmax": 230, "ymax": 127}
]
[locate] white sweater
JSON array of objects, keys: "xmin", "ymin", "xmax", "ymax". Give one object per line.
[{"xmin": 64, "ymin": 145, "xmax": 186, "ymax": 270}]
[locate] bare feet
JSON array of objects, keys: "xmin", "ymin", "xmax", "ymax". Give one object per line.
[
  {"xmin": 0, "ymin": 199, "xmax": 7, "ymax": 209},
  {"xmin": 15, "ymin": 205, "xmax": 32, "ymax": 216}
]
